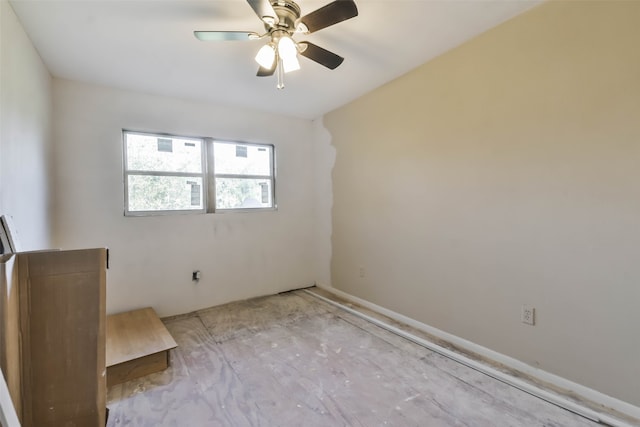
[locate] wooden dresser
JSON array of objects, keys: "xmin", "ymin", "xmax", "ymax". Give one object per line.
[{"xmin": 1, "ymin": 248, "xmax": 107, "ymax": 427}]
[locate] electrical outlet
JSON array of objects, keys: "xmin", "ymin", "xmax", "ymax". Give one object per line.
[
  {"xmin": 359, "ymin": 267, "xmax": 365, "ymax": 278},
  {"xmin": 521, "ymin": 305, "xmax": 535, "ymax": 325}
]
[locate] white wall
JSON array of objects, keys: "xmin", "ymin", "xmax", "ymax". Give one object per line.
[
  {"xmin": 325, "ymin": 0, "xmax": 640, "ymax": 409},
  {"xmin": 52, "ymin": 79, "xmax": 316, "ymax": 316},
  {"xmin": 0, "ymin": 0, "xmax": 52, "ymax": 251}
]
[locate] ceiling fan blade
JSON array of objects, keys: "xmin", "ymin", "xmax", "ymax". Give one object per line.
[
  {"xmin": 257, "ymin": 57, "xmax": 277, "ymax": 77},
  {"xmin": 257, "ymin": 66, "xmax": 276, "ymax": 77},
  {"xmin": 299, "ymin": 42, "xmax": 344, "ymax": 70},
  {"xmin": 247, "ymin": 0, "xmax": 279, "ymax": 26},
  {"xmin": 298, "ymin": 0, "xmax": 358, "ymax": 34},
  {"xmin": 194, "ymin": 31, "xmax": 258, "ymax": 41}
]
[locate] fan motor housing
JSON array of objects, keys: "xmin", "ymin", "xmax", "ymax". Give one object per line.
[{"xmin": 267, "ymin": 0, "xmax": 301, "ymax": 32}]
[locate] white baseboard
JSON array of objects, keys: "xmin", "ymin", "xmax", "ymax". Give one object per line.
[{"xmin": 315, "ymin": 284, "xmax": 640, "ymax": 423}]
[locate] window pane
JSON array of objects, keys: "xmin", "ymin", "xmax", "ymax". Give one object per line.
[
  {"xmin": 213, "ymin": 142, "xmax": 271, "ymax": 176},
  {"xmin": 128, "ymin": 175, "xmax": 203, "ymax": 212},
  {"xmin": 215, "ymin": 178, "xmax": 272, "ymax": 209},
  {"xmin": 126, "ymin": 133, "xmax": 202, "ymax": 173}
]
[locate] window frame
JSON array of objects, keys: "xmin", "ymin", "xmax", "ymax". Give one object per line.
[{"xmin": 122, "ymin": 130, "xmax": 276, "ymax": 216}]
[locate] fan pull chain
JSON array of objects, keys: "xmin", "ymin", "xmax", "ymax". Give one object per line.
[{"xmin": 277, "ymin": 58, "xmax": 285, "ymax": 89}]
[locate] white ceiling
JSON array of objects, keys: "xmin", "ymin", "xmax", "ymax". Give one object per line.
[{"xmin": 10, "ymin": 0, "xmax": 541, "ymax": 119}]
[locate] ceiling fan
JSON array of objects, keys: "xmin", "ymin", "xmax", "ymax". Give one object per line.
[{"xmin": 194, "ymin": 0, "xmax": 358, "ymax": 89}]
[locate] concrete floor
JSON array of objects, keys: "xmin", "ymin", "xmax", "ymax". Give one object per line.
[{"xmin": 107, "ymin": 290, "xmax": 597, "ymax": 426}]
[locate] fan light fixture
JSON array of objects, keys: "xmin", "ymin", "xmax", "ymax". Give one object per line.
[
  {"xmin": 277, "ymin": 36, "xmax": 297, "ymax": 61},
  {"xmin": 254, "ymin": 35, "xmax": 300, "ymax": 89},
  {"xmin": 255, "ymin": 43, "xmax": 276, "ymax": 69},
  {"xmin": 278, "ymin": 36, "xmax": 301, "ymax": 73}
]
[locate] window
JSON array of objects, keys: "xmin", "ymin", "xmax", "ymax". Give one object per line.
[
  {"xmin": 213, "ymin": 141, "xmax": 274, "ymax": 210},
  {"xmin": 123, "ymin": 131, "xmax": 275, "ymax": 215}
]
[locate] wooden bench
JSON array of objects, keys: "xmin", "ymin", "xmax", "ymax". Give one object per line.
[{"xmin": 106, "ymin": 307, "xmax": 177, "ymax": 387}]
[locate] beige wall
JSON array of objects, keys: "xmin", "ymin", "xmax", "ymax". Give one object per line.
[
  {"xmin": 0, "ymin": 0, "xmax": 52, "ymax": 251},
  {"xmin": 325, "ymin": 0, "xmax": 640, "ymax": 407}
]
